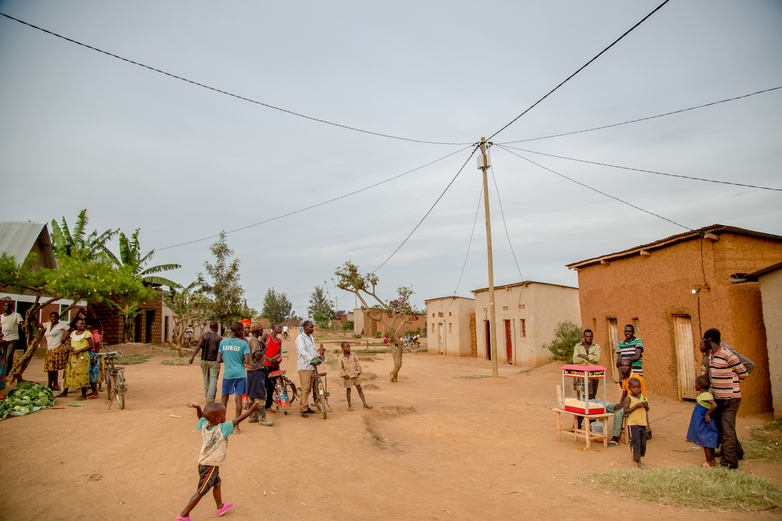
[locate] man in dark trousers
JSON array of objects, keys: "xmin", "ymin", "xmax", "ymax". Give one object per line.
[
  {"xmin": 700, "ymin": 328, "xmax": 748, "ymax": 469},
  {"xmin": 190, "ymin": 321, "xmax": 223, "ymax": 403}
]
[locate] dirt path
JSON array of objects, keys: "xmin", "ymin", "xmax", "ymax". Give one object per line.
[{"xmin": 1, "ymin": 335, "xmax": 779, "ymax": 520}]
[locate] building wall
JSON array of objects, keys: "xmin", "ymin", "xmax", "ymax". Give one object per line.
[
  {"xmin": 473, "ymin": 283, "xmax": 581, "ymax": 368},
  {"xmin": 758, "ymin": 268, "xmax": 782, "ymax": 418},
  {"xmin": 88, "ymin": 295, "xmax": 164, "ymax": 346},
  {"xmin": 425, "ymin": 297, "xmax": 475, "ymax": 356},
  {"xmin": 575, "ymin": 232, "xmax": 782, "ymax": 415}
]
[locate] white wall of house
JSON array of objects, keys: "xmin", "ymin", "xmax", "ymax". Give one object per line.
[
  {"xmin": 425, "ymin": 297, "xmax": 474, "ymax": 356},
  {"xmin": 472, "ymin": 282, "xmax": 580, "ymax": 368}
]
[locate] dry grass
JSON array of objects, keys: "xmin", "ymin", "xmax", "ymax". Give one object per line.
[
  {"xmin": 116, "ymin": 354, "xmax": 151, "ymax": 365},
  {"xmin": 587, "ymin": 466, "xmax": 782, "ymax": 512},
  {"xmin": 744, "ymin": 419, "xmax": 782, "ymax": 463}
]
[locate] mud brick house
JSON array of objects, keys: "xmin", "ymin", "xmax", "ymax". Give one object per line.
[
  {"xmin": 566, "ymin": 224, "xmax": 782, "ymax": 415},
  {"xmin": 88, "ymin": 295, "xmax": 165, "ymax": 346},
  {"xmin": 740, "ymin": 261, "xmax": 782, "ymax": 417},
  {"xmin": 425, "ymin": 296, "xmax": 475, "ymax": 357},
  {"xmin": 472, "ymin": 281, "xmax": 581, "ymax": 368},
  {"xmin": 352, "ymin": 307, "xmax": 426, "ymax": 338}
]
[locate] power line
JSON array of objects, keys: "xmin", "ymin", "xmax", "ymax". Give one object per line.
[
  {"xmin": 374, "ymin": 146, "xmax": 480, "ymax": 273},
  {"xmin": 497, "ymin": 86, "xmax": 782, "ymax": 145},
  {"xmin": 501, "ymin": 145, "xmax": 782, "ymax": 192},
  {"xmin": 156, "ymin": 145, "xmax": 473, "ymax": 250},
  {"xmin": 488, "ymin": 0, "xmax": 671, "ymax": 141},
  {"xmin": 496, "ymin": 144, "xmax": 691, "ymax": 231},
  {"xmin": 489, "ymin": 163, "xmax": 525, "ymax": 284},
  {"xmin": 0, "ymin": 12, "xmax": 471, "ymax": 147},
  {"xmin": 453, "ymin": 182, "xmax": 484, "ymax": 295}
]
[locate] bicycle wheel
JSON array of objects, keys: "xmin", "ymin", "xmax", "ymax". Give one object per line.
[
  {"xmin": 318, "ymin": 393, "xmax": 327, "ymax": 419},
  {"xmin": 105, "ymin": 368, "xmax": 113, "ymax": 401},
  {"xmin": 113, "ymin": 372, "xmax": 125, "ymax": 409}
]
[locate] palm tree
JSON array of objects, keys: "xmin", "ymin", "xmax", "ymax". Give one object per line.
[
  {"xmin": 103, "ymin": 229, "xmax": 181, "ymax": 288},
  {"xmin": 51, "ymin": 209, "xmax": 117, "ymax": 261}
]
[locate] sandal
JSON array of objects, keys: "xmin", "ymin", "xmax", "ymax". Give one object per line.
[
  {"xmin": 607, "ymin": 441, "xmax": 619, "ymax": 447},
  {"xmin": 75, "ymin": 396, "xmax": 87, "ymax": 401},
  {"xmin": 87, "ymin": 394, "xmax": 99, "ymax": 400}
]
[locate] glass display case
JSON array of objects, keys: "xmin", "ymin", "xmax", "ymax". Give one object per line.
[{"xmin": 561, "ymin": 364, "xmax": 606, "ymax": 414}]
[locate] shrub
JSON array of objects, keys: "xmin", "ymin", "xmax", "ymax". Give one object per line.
[
  {"xmin": 374, "ymin": 332, "xmax": 382, "ymax": 338},
  {"xmin": 342, "ymin": 320, "xmax": 354, "ymax": 331},
  {"xmin": 543, "ymin": 321, "xmax": 582, "ymax": 361}
]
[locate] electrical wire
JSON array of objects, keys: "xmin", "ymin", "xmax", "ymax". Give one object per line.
[
  {"xmin": 373, "ymin": 146, "xmax": 480, "ymax": 273},
  {"xmin": 487, "ymin": 0, "xmax": 670, "ymax": 141},
  {"xmin": 0, "ymin": 12, "xmax": 472, "ymax": 147},
  {"xmin": 453, "ymin": 182, "xmax": 484, "ymax": 295},
  {"xmin": 496, "ymin": 144, "xmax": 691, "ymax": 231},
  {"xmin": 156, "ymin": 145, "xmax": 473, "ymax": 250},
  {"xmin": 489, "ymin": 163, "xmax": 525, "ymax": 285},
  {"xmin": 497, "ymin": 86, "xmax": 782, "ymax": 145},
  {"xmin": 500, "ymin": 145, "xmax": 782, "ymax": 192}
]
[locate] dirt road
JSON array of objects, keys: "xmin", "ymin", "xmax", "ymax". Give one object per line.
[{"xmin": 1, "ymin": 335, "xmax": 779, "ymax": 520}]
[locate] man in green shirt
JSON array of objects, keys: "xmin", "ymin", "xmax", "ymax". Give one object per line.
[{"xmin": 572, "ymin": 329, "xmax": 601, "ymax": 430}]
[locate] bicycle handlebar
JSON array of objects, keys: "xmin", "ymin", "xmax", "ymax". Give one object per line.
[{"xmin": 97, "ymin": 351, "xmax": 122, "ymax": 358}]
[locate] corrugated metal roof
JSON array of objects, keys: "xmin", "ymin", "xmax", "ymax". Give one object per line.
[{"xmin": 0, "ymin": 222, "xmax": 57, "ymax": 269}]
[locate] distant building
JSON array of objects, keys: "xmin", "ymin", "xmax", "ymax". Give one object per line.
[
  {"xmin": 567, "ymin": 224, "xmax": 782, "ymax": 415},
  {"xmin": 352, "ymin": 307, "xmax": 426, "ymax": 338},
  {"xmin": 425, "ymin": 296, "xmax": 475, "ymax": 357},
  {"xmin": 471, "ymin": 281, "xmax": 581, "ymax": 368}
]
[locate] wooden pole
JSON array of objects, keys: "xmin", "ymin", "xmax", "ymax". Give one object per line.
[{"xmin": 480, "ymin": 137, "xmax": 499, "ymax": 378}]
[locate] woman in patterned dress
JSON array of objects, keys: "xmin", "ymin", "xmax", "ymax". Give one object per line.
[
  {"xmin": 41, "ymin": 312, "xmax": 70, "ymax": 391},
  {"xmin": 86, "ymin": 325, "xmax": 104, "ymax": 398},
  {"xmin": 59, "ymin": 317, "xmax": 93, "ymax": 400}
]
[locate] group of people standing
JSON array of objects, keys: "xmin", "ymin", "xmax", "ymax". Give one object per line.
[
  {"xmin": 571, "ymin": 324, "xmax": 748, "ymax": 470},
  {"xmin": 0, "ymin": 300, "xmax": 105, "ymax": 400}
]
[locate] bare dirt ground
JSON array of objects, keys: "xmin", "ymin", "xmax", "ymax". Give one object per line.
[{"xmin": 1, "ymin": 333, "xmax": 780, "ymax": 521}]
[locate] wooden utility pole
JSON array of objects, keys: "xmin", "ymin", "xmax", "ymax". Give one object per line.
[{"xmin": 479, "ymin": 137, "xmax": 499, "ymax": 377}]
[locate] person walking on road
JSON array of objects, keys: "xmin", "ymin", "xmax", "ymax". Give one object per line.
[{"xmin": 190, "ymin": 321, "xmax": 223, "ymax": 403}]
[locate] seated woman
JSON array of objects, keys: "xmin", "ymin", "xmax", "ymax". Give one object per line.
[{"xmin": 59, "ymin": 318, "xmax": 93, "ymax": 400}]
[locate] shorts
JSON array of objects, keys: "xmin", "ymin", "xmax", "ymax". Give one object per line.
[
  {"xmin": 342, "ymin": 377, "xmax": 358, "ymax": 388},
  {"xmin": 197, "ymin": 465, "xmax": 221, "ymax": 495},
  {"xmin": 221, "ymin": 377, "xmax": 246, "ymax": 396},
  {"xmin": 246, "ymin": 369, "xmax": 266, "ymax": 400}
]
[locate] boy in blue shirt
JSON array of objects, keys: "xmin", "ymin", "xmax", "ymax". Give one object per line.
[
  {"xmin": 176, "ymin": 400, "xmax": 261, "ymax": 520},
  {"xmin": 218, "ymin": 322, "xmax": 251, "ymax": 433}
]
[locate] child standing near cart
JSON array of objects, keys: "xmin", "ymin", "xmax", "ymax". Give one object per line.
[
  {"xmin": 686, "ymin": 375, "xmax": 719, "ymax": 467},
  {"xmin": 176, "ymin": 400, "xmax": 261, "ymax": 521},
  {"xmin": 623, "ymin": 377, "xmax": 649, "ymax": 469},
  {"xmin": 338, "ymin": 342, "xmax": 372, "ymax": 411}
]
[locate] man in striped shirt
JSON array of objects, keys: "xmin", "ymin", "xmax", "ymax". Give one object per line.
[
  {"xmin": 699, "ymin": 328, "xmax": 748, "ymax": 470},
  {"xmin": 616, "ymin": 324, "xmax": 644, "ymax": 376}
]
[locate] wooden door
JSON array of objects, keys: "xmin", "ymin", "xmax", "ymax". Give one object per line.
[
  {"xmin": 438, "ymin": 323, "xmax": 444, "ymax": 354},
  {"xmin": 608, "ymin": 319, "xmax": 619, "ymax": 382},
  {"xmin": 485, "ymin": 321, "xmax": 491, "ymax": 360},
  {"xmin": 674, "ymin": 315, "xmax": 697, "ymax": 400},
  {"xmin": 504, "ymin": 320, "xmax": 512, "ymax": 364}
]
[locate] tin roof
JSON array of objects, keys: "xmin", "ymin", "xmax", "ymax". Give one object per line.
[
  {"xmin": 471, "ymin": 280, "xmax": 577, "ymax": 294},
  {"xmin": 566, "ymin": 224, "xmax": 782, "ymax": 270},
  {"xmin": 0, "ymin": 222, "xmax": 57, "ymax": 270}
]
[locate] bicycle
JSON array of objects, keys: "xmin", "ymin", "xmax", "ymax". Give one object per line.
[
  {"xmin": 309, "ymin": 359, "xmax": 331, "ymax": 419},
  {"xmin": 267, "ymin": 369, "xmax": 300, "ymax": 414},
  {"xmin": 98, "ymin": 351, "xmax": 127, "ymax": 410}
]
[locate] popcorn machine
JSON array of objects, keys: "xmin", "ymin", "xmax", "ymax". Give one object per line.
[{"xmin": 561, "ymin": 365, "xmax": 606, "ymax": 414}]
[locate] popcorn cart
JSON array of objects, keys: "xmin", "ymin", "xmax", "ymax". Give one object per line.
[
  {"xmin": 561, "ymin": 364, "xmax": 606, "ymax": 414},
  {"xmin": 553, "ymin": 365, "xmax": 611, "ymax": 449}
]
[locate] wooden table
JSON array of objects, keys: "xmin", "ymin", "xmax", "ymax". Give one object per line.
[{"xmin": 552, "ymin": 407, "xmax": 612, "ymax": 449}]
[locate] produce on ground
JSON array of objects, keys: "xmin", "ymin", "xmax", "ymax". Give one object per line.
[{"xmin": 0, "ymin": 381, "xmax": 55, "ymax": 419}]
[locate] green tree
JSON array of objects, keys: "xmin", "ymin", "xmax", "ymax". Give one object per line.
[
  {"xmin": 543, "ymin": 321, "xmax": 583, "ymax": 361},
  {"xmin": 307, "ymin": 285, "xmax": 334, "ymax": 327},
  {"xmin": 50, "ymin": 209, "xmax": 117, "ymax": 261},
  {"xmin": 198, "ymin": 232, "xmax": 247, "ymax": 327},
  {"xmin": 334, "ymin": 261, "xmax": 413, "ymax": 382},
  {"xmin": 261, "ymin": 288, "xmax": 293, "ymax": 324},
  {"xmin": 0, "ymin": 253, "xmax": 153, "ymax": 386}
]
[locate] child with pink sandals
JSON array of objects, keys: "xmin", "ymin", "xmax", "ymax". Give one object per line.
[{"xmin": 176, "ymin": 400, "xmax": 260, "ymax": 520}]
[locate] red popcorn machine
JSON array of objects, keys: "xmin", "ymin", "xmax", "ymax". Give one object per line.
[{"xmin": 561, "ymin": 365, "xmax": 606, "ymax": 414}]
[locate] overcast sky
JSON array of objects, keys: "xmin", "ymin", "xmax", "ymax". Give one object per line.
[{"xmin": 1, "ymin": 1, "xmax": 780, "ymax": 317}]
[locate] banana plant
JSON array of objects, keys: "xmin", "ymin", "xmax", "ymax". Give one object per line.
[
  {"xmin": 102, "ymin": 229, "xmax": 181, "ymax": 289},
  {"xmin": 50, "ymin": 209, "xmax": 117, "ymax": 261}
]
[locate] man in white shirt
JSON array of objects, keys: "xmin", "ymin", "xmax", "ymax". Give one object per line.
[
  {"xmin": 295, "ymin": 320, "xmax": 322, "ymax": 418},
  {"xmin": 1, "ymin": 300, "xmax": 24, "ymax": 376}
]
